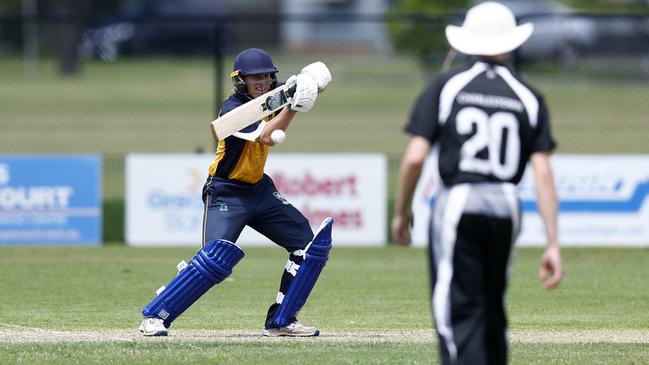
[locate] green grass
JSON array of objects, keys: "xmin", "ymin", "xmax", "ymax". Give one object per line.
[
  {"xmin": 0, "ymin": 342, "xmax": 438, "ymax": 365},
  {"xmin": 1, "ymin": 54, "xmax": 648, "ymax": 156},
  {"xmin": 1, "ymin": 246, "xmax": 648, "ymax": 364},
  {"xmin": 2, "ymin": 342, "xmax": 648, "ymax": 365},
  {"xmin": 0, "ymin": 54, "xmax": 418, "ymax": 155}
]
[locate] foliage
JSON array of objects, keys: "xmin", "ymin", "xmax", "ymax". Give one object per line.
[
  {"xmin": 103, "ymin": 198, "xmax": 125, "ymax": 242},
  {"xmin": 387, "ymin": 0, "xmax": 468, "ymax": 70},
  {"xmin": 564, "ymin": 0, "xmax": 649, "ymax": 12},
  {"xmin": 0, "ymin": 1, "xmax": 19, "ymax": 14}
]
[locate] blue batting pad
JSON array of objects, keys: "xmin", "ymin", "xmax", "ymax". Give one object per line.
[
  {"xmin": 273, "ymin": 217, "xmax": 333, "ymax": 328},
  {"xmin": 142, "ymin": 239, "xmax": 244, "ymax": 327}
]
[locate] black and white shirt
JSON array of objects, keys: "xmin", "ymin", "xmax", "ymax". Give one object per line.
[{"xmin": 406, "ymin": 60, "xmax": 556, "ymax": 187}]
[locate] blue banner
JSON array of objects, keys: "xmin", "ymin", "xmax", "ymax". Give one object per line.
[{"xmin": 0, "ymin": 155, "xmax": 102, "ymax": 245}]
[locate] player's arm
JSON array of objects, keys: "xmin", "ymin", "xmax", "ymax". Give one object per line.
[
  {"xmin": 257, "ymin": 108, "xmax": 297, "ymax": 145},
  {"xmin": 257, "ymin": 73, "xmax": 320, "ymax": 146},
  {"xmin": 392, "ymin": 77, "xmax": 440, "ymax": 246},
  {"xmin": 392, "ymin": 136, "xmax": 431, "ymax": 246},
  {"xmin": 530, "ymin": 151, "xmax": 562, "ymax": 290}
]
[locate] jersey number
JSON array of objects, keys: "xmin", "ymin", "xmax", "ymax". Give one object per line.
[{"xmin": 456, "ymin": 107, "xmax": 520, "ymax": 180}]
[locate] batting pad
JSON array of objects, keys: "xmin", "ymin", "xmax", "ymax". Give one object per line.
[
  {"xmin": 142, "ymin": 239, "xmax": 244, "ymax": 327},
  {"xmin": 273, "ymin": 217, "xmax": 333, "ymax": 328}
]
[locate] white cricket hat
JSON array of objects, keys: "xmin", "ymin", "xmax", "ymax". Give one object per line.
[{"xmin": 445, "ymin": 1, "xmax": 534, "ymax": 56}]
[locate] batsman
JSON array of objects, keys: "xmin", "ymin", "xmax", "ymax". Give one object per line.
[{"xmin": 139, "ymin": 48, "xmax": 334, "ymax": 337}]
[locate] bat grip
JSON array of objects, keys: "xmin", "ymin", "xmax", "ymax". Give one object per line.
[{"xmin": 286, "ymin": 84, "xmax": 297, "ymax": 98}]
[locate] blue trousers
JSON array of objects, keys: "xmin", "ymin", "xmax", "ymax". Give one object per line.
[{"xmin": 201, "ymin": 174, "xmax": 313, "ymax": 250}]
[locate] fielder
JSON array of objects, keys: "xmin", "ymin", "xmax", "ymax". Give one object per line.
[
  {"xmin": 392, "ymin": 3, "xmax": 562, "ymax": 364},
  {"xmin": 139, "ymin": 48, "xmax": 333, "ymax": 337}
]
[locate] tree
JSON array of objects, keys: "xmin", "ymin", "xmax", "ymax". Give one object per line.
[
  {"xmin": 564, "ymin": 0, "xmax": 649, "ymax": 12},
  {"xmin": 47, "ymin": 0, "xmax": 87, "ymax": 75},
  {"xmin": 388, "ymin": 0, "xmax": 469, "ymax": 70},
  {"xmin": 45, "ymin": 0, "xmax": 123, "ymax": 75}
]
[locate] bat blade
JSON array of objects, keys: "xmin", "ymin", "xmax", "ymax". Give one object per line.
[{"xmin": 210, "ymin": 84, "xmax": 295, "ymax": 141}]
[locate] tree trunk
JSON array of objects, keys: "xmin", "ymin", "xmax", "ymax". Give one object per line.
[{"xmin": 53, "ymin": 0, "xmax": 86, "ymax": 76}]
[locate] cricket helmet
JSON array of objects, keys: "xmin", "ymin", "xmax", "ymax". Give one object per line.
[{"xmin": 231, "ymin": 48, "xmax": 278, "ymax": 96}]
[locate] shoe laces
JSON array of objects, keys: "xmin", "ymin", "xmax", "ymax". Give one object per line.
[
  {"xmin": 147, "ymin": 317, "xmax": 163, "ymax": 325},
  {"xmin": 288, "ymin": 321, "xmax": 308, "ymax": 330}
]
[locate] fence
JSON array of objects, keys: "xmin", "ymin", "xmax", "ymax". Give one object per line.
[{"xmin": 1, "ymin": 12, "xmax": 648, "ymax": 240}]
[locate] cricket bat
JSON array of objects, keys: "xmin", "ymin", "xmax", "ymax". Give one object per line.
[{"xmin": 210, "ymin": 84, "xmax": 297, "ymax": 141}]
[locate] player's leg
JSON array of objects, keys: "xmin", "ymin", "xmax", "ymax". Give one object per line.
[
  {"xmin": 448, "ymin": 214, "xmax": 494, "ymax": 365},
  {"xmin": 484, "ymin": 211, "xmax": 518, "ymax": 365},
  {"xmin": 479, "ymin": 184, "xmax": 519, "ymax": 364},
  {"xmin": 201, "ymin": 178, "xmax": 251, "ymax": 245},
  {"xmin": 139, "ymin": 181, "xmax": 249, "ymax": 336},
  {"xmin": 270, "ymin": 217, "xmax": 332, "ymax": 334},
  {"xmin": 248, "ymin": 181, "xmax": 314, "ymax": 332},
  {"xmin": 248, "ymin": 180, "xmax": 332, "ymax": 336},
  {"xmin": 431, "ymin": 184, "xmax": 516, "ymax": 365},
  {"xmin": 257, "ymin": 218, "xmax": 333, "ymax": 337},
  {"xmin": 449, "ymin": 215, "xmax": 514, "ymax": 365},
  {"xmin": 263, "ymin": 249, "xmax": 306, "ymax": 329},
  {"xmin": 139, "ymin": 239, "xmax": 244, "ymax": 335},
  {"xmin": 431, "ymin": 185, "xmax": 488, "ymax": 365},
  {"xmin": 430, "ymin": 186, "xmax": 460, "ymax": 364}
]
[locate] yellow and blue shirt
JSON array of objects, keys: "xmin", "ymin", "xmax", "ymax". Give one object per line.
[{"xmin": 208, "ymin": 91, "xmax": 279, "ymax": 184}]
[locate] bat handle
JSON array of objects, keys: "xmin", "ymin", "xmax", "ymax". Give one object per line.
[{"xmin": 286, "ymin": 83, "xmax": 297, "ymax": 98}]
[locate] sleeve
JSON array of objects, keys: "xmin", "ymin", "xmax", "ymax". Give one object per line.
[
  {"xmin": 404, "ymin": 79, "xmax": 441, "ymax": 143},
  {"xmin": 530, "ymin": 95, "xmax": 557, "ymax": 153}
]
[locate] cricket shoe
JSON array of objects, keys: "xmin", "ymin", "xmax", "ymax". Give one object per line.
[
  {"xmin": 262, "ymin": 321, "xmax": 320, "ymax": 337},
  {"xmin": 139, "ymin": 317, "xmax": 168, "ymax": 336}
]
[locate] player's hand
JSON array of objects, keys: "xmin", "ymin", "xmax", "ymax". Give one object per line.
[
  {"xmin": 289, "ymin": 73, "xmax": 318, "ymax": 112},
  {"xmin": 285, "ymin": 74, "xmax": 297, "ymax": 91},
  {"xmin": 301, "ymin": 61, "xmax": 332, "ymax": 91},
  {"xmin": 391, "ymin": 212, "xmax": 413, "ymax": 246},
  {"xmin": 539, "ymin": 244, "xmax": 562, "ymax": 290}
]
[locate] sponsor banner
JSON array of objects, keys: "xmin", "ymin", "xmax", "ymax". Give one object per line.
[
  {"xmin": 517, "ymin": 155, "xmax": 649, "ymax": 246},
  {"xmin": 126, "ymin": 154, "xmax": 210, "ymax": 246},
  {"xmin": 126, "ymin": 153, "xmax": 387, "ymax": 246},
  {"xmin": 412, "ymin": 154, "xmax": 649, "ymax": 247},
  {"xmin": 0, "ymin": 155, "xmax": 102, "ymax": 245},
  {"xmin": 261, "ymin": 154, "xmax": 386, "ymax": 245}
]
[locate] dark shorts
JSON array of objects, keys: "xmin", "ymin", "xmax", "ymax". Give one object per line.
[{"xmin": 201, "ymin": 174, "xmax": 313, "ymax": 252}]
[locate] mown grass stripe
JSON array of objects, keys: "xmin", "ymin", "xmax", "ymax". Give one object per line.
[{"xmin": 1, "ymin": 329, "xmax": 647, "ymax": 344}]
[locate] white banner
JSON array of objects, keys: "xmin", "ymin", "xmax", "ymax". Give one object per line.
[
  {"xmin": 126, "ymin": 154, "xmax": 211, "ymax": 246},
  {"xmin": 126, "ymin": 153, "xmax": 387, "ymax": 247},
  {"xmin": 412, "ymin": 154, "xmax": 649, "ymax": 247}
]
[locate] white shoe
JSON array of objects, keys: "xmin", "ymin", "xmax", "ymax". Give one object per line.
[
  {"xmin": 139, "ymin": 317, "xmax": 168, "ymax": 336},
  {"xmin": 262, "ymin": 321, "xmax": 320, "ymax": 337}
]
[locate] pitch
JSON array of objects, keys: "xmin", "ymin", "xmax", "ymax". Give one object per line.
[{"xmin": 1, "ymin": 246, "xmax": 648, "ymax": 364}]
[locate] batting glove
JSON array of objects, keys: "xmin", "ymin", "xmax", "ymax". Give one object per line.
[
  {"xmin": 289, "ymin": 73, "xmax": 318, "ymax": 112},
  {"xmin": 285, "ymin": 74, "xmax": 297, "ymax": 91},
  {"xmin": 301, "ymin": 61, "xmax": 332, "ymax": 91}
]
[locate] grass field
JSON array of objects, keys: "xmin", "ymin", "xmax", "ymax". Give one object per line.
[
  {"xmin": 1, "ymin": 246, "xmax": 648, "ymax": 364},
  {"xmin": 2, "ymin": 54, "xmax": 648, "ymax": 156}
]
